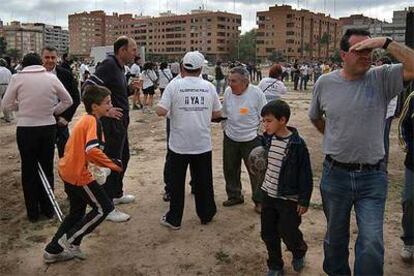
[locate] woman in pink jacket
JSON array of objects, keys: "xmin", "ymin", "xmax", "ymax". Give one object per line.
[{"xmin": 1, "ymin": 53, "xmax": 72, "ymax": 222}]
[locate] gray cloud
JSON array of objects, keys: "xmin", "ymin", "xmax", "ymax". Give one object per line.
[{"xmin": 0, "ymin": 0, "xmax": 412, "ymax": 33}]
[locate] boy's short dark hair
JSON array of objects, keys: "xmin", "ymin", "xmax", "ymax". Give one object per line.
[
  {"xmin": 261, "ymin": 100, "xmax": 291, "ymax": 122},
  {"xmin": 82, "ymin": 85, "xmax": 111, "ymax": 114},
  {"xmin": 340, "ymin": 29, "xmax": 371, "ymax": 52}
]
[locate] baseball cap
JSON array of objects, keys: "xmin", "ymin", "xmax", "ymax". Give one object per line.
[{"xmin": 182, "ymin": 51, "xmax": 205, "ymax": 70}]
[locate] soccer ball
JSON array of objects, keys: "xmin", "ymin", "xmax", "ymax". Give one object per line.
[{"xmin": 248, "ymin": 146, "xmax": 268, "ymax": 176}]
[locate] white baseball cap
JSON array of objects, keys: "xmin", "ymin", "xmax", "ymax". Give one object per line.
[{"xmin": 182, "ymin": 51, "xmax": 205, "ymax": 70}]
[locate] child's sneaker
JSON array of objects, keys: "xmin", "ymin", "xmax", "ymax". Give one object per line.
[
  {"xmin": 401, "ymin": 245, "xmax": 414, "ymax": 262},
  {"xmin": 160, "ymin": 215, "xmax": 180, "ymax": 230},
  {"xmin": 105, "ymin": 209, "xmax": 130, "ymax": 222},
  {"xmin": 69, "ymin": 244, "xmax": 87, "ymax": 260},
  {"xmin": 292, "ymin": 256, "xmax": 305, "ymax": 272},
  {"xmin": 267, "ymin": 269, "xmax": 284, "ymax": 276},
  {"xmin": 43, "ymin": 250, "xmax": 74, "ymax": 264},
  {"xmin": 58, "ymin": 234, "xmax": 70, "ymax": 250}
]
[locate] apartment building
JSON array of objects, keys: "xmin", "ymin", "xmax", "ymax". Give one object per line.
[
  {"xmin": 34, "ymin": 23, "xmax": 69, "ymax": 55},
  {"xmin": 68, "ymin": 10, "xmax": 135, "ymax": 57},
  {"xmin": 111, "ymin": 9, "xmax": 241, "ymax": 61},
  {"xmin": 68, "ymin": 9, "xmax": 241, "ymax": 61},
  {"xmin": 2, "ymin": 21, "xmax": 44, "ymax": 57},
  {"xmin": 256, "ymin": 5, "xmax": 341, "ymax": 62},
  {"xmin": 340, "ymin": 7, "xmax": 413, "ymax": 44},
  {"xmin": 382, "ymin": 6, "xmax": 414, "ymax": 44},
  {"xmin": 1, "ymin": 21, "xmax": 69, "ymax": 58},
  {"xmin": 339, "ymin": 14, "xmax": 387, "ymax": 37}
]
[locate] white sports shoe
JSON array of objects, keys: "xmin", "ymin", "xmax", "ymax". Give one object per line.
[
  {"xmin": 160, "ymin": 215, "xmax": 180, "ymax": 230},
  {"xmin": 113, "ymin": 194, "xmax": 135, "ymax": 205},
  {"xmin": 69, "ymin": 245, "xmax": 86, "ymax": 260},
  {"xmin": 105, "ymin": 209, "xmax": 130, "ymax": 222},
  {"xmin": 43, "ymin": 250, "xmax": 74, "ymax": 264},
  {"xmin": 401, "ymin": 245, "xmax": 414, "ymax": 262}
]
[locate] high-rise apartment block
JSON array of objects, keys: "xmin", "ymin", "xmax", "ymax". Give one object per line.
[
  {"xmin": 35, "ymin": 23, "xmax": 69, "ymax": 54},
  {"xmin": 339, "ymin": 7, "xmax": 413, "ymax": 44},
  {"xmin": 256, "ymin": 5, "xmax": 341, "ymax": 62},
  {"xmin": 1, "ymin": 21, "xmax": 68, "ymax": 58},
  {"xmin": 68, "ymin": 9, "xmax": 241, "ymax": 61}
]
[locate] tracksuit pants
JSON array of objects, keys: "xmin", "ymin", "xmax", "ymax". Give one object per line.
[{"xmin": 45, "ymin": 181, "xmax": 114, "ymax": 253}]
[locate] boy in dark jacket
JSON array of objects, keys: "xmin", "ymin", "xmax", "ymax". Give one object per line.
[{"xmin": 259, "ymin": 100, "xmax": 313, "ymax": 276}]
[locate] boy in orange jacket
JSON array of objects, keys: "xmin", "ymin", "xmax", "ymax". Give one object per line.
[{"xmin": 44, "ymin": 85, "xmax": 122, "ymax": 263}]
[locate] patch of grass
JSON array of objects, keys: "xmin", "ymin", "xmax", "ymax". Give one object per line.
[
  {"xmin": 215, "ymin": 250, "xmax": 231, "ymax": 264},
  {"xmin": 309, "ymin": 201, "xmax": 323, "ymax": 210}
]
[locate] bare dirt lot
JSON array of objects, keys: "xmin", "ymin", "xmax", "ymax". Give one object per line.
[{"xmin": 0, "ymin": 84, "xmax": 412, "ymax": 275}]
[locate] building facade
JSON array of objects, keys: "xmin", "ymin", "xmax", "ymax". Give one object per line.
[
  {"xmin": 68, "ymin": 10, "xmax": 107, "ymax": 57},
  {"xmin": 340, "ymin": 7, "xmax": 413, "ymax": 44},
  {"xmin": 256, "ymin": 5, "xmax": 341, "ymax": 62},
  {"xmin": 2, "ymin": 21, "xmax": 44, "ymax": 58},
  {"xmin": 35, "ymin": 23, "xmax": 69, "ymax": 55},
  {"xmin": 1, "ymin": 21, "xmax": 69, "ymax": 58},
  {"xmin": 69, "ymin": 9, "xmax": 241, "ymax": 61},
  {"xmin": 382, "ymin": 6, "xmax": 414, "ymax": 44}
]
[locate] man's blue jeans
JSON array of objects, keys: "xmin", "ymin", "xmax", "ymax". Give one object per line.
[
  {"xmin": 320, "ymin": 159, "xmax": 388, "ymax": 276},
  {"xmin": 402, "ymin": 167, "xmax": 414, "ymax": 246}
]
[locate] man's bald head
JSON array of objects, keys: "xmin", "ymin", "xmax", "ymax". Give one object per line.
[{"xmin": 114, "ymin": 36, "xmax": 137, "ymax": 65}]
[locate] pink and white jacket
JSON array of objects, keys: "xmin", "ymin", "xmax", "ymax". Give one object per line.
[{"xmin": 1, "ymin": 65, "xmax": 73, "ymax": 127}]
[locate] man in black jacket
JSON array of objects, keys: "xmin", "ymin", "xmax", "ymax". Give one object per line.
[
  {"xmin": 84, "ymin": 36, "xmax": 139, "ymax": 222},
  {"xmin": 42, "ymin": 46, "xmax": 80, "ymax": 157},
  {"xmin": 60, "ymin": 53, "xmax": 72, "ymax": 73}
]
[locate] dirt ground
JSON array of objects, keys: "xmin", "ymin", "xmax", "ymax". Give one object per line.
[{"xmin": 0, "ymin": 82, "xmax": 412, "ymax": 275}]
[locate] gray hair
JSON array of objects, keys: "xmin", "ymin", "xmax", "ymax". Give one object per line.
[{"xmin": 229, "ymin": 66, "xmax": 250, "ymax": 82}]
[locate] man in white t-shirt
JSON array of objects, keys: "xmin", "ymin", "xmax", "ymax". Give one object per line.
[
  {"xmin": 156, "ymin": 51, "xmax": 222, "ymax": 229},
  {"xmin": 221, "ymin": 66, "xmax": 267, "ymax": 213},
  {"xmin": 130, "ymin": 56, "xmax": 143, "ymax": 109},
  {"xmin": 79, "ymin": 62, "xmax": 89, "ymax": 86}
]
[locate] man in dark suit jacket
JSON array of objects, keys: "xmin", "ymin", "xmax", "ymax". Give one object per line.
[
  {"xmin": 60, "ymin": 53, "xmax": 72, "ymax": 73},
  {"xmin": 42, "ymin": 46, "xmax": 80, "ymax": 157}
]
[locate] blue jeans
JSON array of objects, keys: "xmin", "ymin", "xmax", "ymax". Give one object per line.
[
  {"xmin": 402, "ymin": 167, "xmax": 414, "ymax": 246},
  {"xmin": 320, "ymin": 159, "xmax": 387, "ymax": 276},
  {"xmin": 216, "ymin": 79, "xmax": 224, "ymax": 94}
]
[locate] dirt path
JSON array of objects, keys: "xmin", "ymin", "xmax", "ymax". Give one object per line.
[{"xmin": 0, "ymin": 90, "xmax": 412, "ymax": 275}]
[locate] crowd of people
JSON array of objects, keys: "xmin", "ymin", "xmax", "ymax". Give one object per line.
[{"xmin": 0, "ymin": 29, "xmax": 413, "ymax": 276}]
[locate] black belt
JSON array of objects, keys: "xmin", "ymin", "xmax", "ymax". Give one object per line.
[{"xmin": 326, "ymin": 155, "xmax": 381, "ymax": 172}]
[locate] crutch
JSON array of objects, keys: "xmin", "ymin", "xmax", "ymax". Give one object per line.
[{"xmin": 38, "ymin": 162, "xmax": 64, "ymax": 222}]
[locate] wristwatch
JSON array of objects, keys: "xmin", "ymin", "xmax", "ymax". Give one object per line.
[{"xmin": 382, "ymin": 37, "xmax": 393, "ymax": 50}]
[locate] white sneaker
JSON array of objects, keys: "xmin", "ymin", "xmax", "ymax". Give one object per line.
[
  {"xmin": 113, "ymin": 194, "xmax": 135, "ymax": 205},
  {"xmin": 160, "ymin": 215, "xmax": 180, "ymax": 230},
  {"xmin": 69, "ymin": 245, "xmax": 86, "ymax": 260},
  {"xmin": 43, "ymin": 250, "xmax": 74, "ymax": 264},
  {"xmin": 105, "ymin": 209, "xmax": 130, "ymax": 222},
  {"xmin": 401, "ymin": 245, "xmax": 414, "ymax": 262}
]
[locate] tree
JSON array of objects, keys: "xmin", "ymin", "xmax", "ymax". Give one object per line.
[
  {"xmin": 0, "ymin": 37, "xmax": 6, "ymax": 57},
  {"xmin": 329, "ymin": 49, "xmax": 342, "ymax": 63},
  {"xmin": 229, "ymin": 29, "xmax": 256, "ymax": 63},
  {"xmin": 268, "ymin": 51, "xmax": 286, "ymax": 62},
  {"xmin": 6, "ymin": 48, "xmax": 21, "ymax": 60},
  {"xmin": 320, "ymin": 33, "xmax": 330, "ymax": 45}
]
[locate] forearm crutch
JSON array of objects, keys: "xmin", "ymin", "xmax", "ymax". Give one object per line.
[{"xmin": 38, "ymin": 162, "xmax": 64, "ymax": 222}]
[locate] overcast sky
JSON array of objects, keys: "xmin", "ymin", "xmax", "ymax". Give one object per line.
[{"xmin": 0, "ymin": 0, "xmax": 412, "ymax": 33}]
